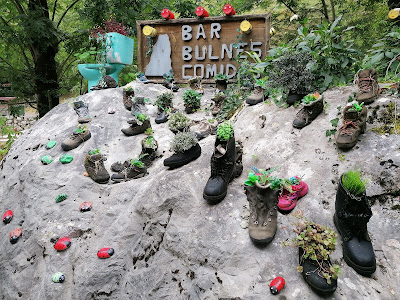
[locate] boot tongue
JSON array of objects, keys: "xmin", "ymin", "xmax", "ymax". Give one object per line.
[
  {"xmin": 214, "ymin": 143, "xmax": 227, "ymax": 158},
  {"xmin": 357, "ymin": 70, "xmax": 371, "ymax": 78}
]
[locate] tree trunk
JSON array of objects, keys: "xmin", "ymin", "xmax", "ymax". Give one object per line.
[
  {"xmin": 329, "ymin": 0, "xmax": 336, "ymax": 21},
  {"xmin": 29, "ymin": 0, "xmax": 59, "ymax": 117},
  {"xmin": 320, "ymin": 0, "xmax": 330, "ymax": 21}
]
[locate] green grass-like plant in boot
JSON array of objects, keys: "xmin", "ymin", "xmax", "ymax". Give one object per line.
[
  {"xmin": 217, "ymin": 121, "xmax": 234, "ymax": 142},
  {"xmin": 342, "ymin": 170, "xmax": 368, "ymax": 196}
]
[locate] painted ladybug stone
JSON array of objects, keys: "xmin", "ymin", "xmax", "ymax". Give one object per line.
[
  {"xmin": 54, "ymin": 237, "xmax": 71, "ymax": 251},
  {"xmin": 270, "ymin": 276, "xmax": 285, "ymax": 295},
  {"xmin": 97, "ymin": 247, "xmax": 114, "ymax": 259},
  {"xmin": 2, "ymin": 210, "xmax": 13, "ymax": 224},
  {"xmin": 52, "ymin": 272, "xmax": 65, "ymax": 283},
  {"xmin": 79, "ymin": 201, "xmax": 92, "ymax": 212},
  {"xmin": 9, "ymin": 228, "xmax": 22, "ymax": 244}
]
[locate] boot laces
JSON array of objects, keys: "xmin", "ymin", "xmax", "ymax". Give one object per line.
[
  {"xmin": 355, "ymin": 74, "xmax": 377, "ymax": 94},
  {"xmin": 88, "ymin": 156, "xmax": 105, "ymax": 175},
  {"xmin": 339, "ymin": 121, "xmax": 359, "ymax": 135}
]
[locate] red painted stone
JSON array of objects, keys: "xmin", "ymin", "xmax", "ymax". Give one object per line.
[
  {"xmin": 9, "ymin": 228, "xmax": 22, "ymax": 244},
  {"xmin": 2, "ymin": 210, "xmax": 13, "ymax": 224},
  {"xmin": 161, "ymin": 9, "xmax": 175, "ymax": 20},
  {"xmin": 223, "ymin": 4, "xmax": 236, "ymax": 16},
  {"xmin": 195, "ymin": 6, "xmax": 209, "ymax": 18},
  {"xmin": 54, "ymin": 237, "xmax": 71, "ymax": 251},
  {"xmin": 97, "ymin": 247, "xmax": 114, "ymax": 259},
  {"xmin": 79, "ymin": 201, "xmax": 92, "ymax": 212}
]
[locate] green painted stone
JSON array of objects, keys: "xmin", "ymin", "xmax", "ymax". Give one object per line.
[
  {"xmin": 56, "ymin": 194, "xmax": 67, "ymax": 203},
  {"xmin": 41, "ymin": 155, "xmax": 53, "ymax": 165},
  {"xmin": 59, "ymin": 154, "xmax": 73, "ymax": 164},
  {"xmin": 46, "ymin": 140, "xmax": 56, "ymax": 149}
]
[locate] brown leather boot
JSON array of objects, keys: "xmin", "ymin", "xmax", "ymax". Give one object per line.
[
  {"xmin": 245, "ymin": 181, "xmax": 279, "ymax": 245},
  {"xmin": 355, "ymin": 69, "xmax": 379, "ymax": 104},
  {"xmin": 336, "ymin": 105, "xmax": 368, "ymax": 149}
]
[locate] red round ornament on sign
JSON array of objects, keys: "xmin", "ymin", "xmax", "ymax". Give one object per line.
[
  {"xmin": 223, "ymin": 4, "xmax": 236, "ymax": 16},
  {"xmin": 195, "ymin": 6, "xmax": 209, "ymax": 18},
  {"xmin": 161, "ymin": 9, "xmax": 175, "ymax": 20}
]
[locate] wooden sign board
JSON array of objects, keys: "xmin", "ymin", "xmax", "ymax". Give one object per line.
[{"xmin": 137, "ymin": 14, "xmax": 270, "ymax": 83}]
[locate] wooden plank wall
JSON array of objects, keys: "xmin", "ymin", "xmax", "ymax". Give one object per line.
[{"xmin": 137, "ymin": 14, "xmax": 270, "ymax": 83}]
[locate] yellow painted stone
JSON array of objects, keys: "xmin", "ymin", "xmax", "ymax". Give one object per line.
[
  {"xmin": 270, "ymin": 27, "xmax": 276, "ymax": 36},
  {"xmin": 143, "ymin": 25, "xmax": 157, "ymax": 37},
  {"xmin": 388, "ymin": 8, "xmax": 400, "ymax": 20},
  {"xmin": 240, "ymin": 20, "xmax": 252, "ymax": 34}
]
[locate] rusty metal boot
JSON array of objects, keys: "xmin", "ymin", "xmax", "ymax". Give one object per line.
[
  {"xmin": 336, "ymin": 105, "xmax": 368, "ymax": 149},
  {"xmin": 355, "ymin": 69, "xmax": 379, "ymax": 104},
  {"xmin": 245, "ymin": 181, "xmax": 279, "ymax": 245}
]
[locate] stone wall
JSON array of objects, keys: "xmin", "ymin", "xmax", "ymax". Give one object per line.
[{"xmin": 4, "ymin": 115, "xmax": 37, "ymax": 132}]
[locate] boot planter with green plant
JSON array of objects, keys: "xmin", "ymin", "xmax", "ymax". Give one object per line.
[
  {"xmin": 111, "ymin": 156, "xmax": 147, "ymax": 182},
  {"xmin": 84, "ymin": 149, "xmax": 110, "ymax": 184},
  {"xmin": 121, "ymin": 112, "xmax": 151, "ymax": 136},
  {"xmin": 211, "ymin": 92, "xmax": 227, "ymax": 116},
  {"xmin": 61, "ymin": 124, "xmax": 91, "ymax": 151},
  {"xmin": 140, "ymin": 129, "xmax": 158, "ymax": 167},
  {"xmin": 293, "ymin": 92, "xmax": 324, "ymax": 129},
  {"xmin": 162, "ymin": 70, "xmax": 179, "ymax": 92},
  {"xmin": 188, "ymin": 76, "xmax": 204, "ymax": 94},
  {"xmin": 131, "ymin": 96, "xmax": 147, "ymax": 115},
  {"xmin": 334, "ymin": 170, "xmax": 376, "ymax": 276},
  {"xmin": 122, "ymin": 87, "xmax": 135, "ymax": 110},
  {"xmin": 155, "ymin": 92, "xmax": 174, "ymax": 124},
  {"xmin": 246, "ymin": 79, "xmax": 268, "ymax": 106},
  {"xmin": 214, "ymin": 73, "xmax": 229, "ymax": 92},
  {"xmin": 336, "ymin": 103, "xmax": 367, "ymax": 149},
  {"xmin": 183, "ymin": 89, "xmax": 202, "ymax": 114},
  {"xmin": 168, "ymin": 112, "xmax": 191, "ymax": 134},
  {"xmin": 285, "ymin": 219, "xmax": 339, "ymax": 296},
  {"xmin": 244, "ymin": 167, "xmax": 281, "ymax": 245},
  {"xmin": 278, "ymin": 176, "xmax": 308, "ymax": 213},
  {"xmin": 203, "ymin": 121, "xmax": 243, "ymax": 204},
  {"xmin": 164, "ymin": 131, "xmax": 201, "ymax": 169}
]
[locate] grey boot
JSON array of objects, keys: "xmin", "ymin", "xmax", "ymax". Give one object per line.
[
  {"xmin": 73, "ymin": 100, "xmax": 92, "ymax": 123},
  {"xmin": 293, "ymin": 95, "xmax": 324, "ymax": 128},
  {"xmin": 246, "ymin": 86, "xmax": 265, "ymax": 105},
  {"xmin": 245, "ymin": 180, "xmax": 279, "ymax": 245}
]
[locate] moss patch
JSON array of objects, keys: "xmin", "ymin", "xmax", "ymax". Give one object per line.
[{"xmin": 371, "ymin": 102, "xmax": 400, "ymax": 135}]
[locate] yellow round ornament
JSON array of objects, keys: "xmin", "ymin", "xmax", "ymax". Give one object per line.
[
  {"xmin": 240, "ymin": 20, "xmax": 252, "ymax": 34},
  {"xmin": 143, "ymin": 25, "xmax": 157, "ymax": 37},
  {"xmin": 388, "ymin": 8, "xmax": 400, "ymax": 20}
]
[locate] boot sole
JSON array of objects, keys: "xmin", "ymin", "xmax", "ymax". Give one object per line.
[
  {"xmin": 250, "ymin": 234, "xmax": 275, "ymax": 245},
  {"xmin": 333, "ymin": 214, "xmax": 376, "ymax": 276}
]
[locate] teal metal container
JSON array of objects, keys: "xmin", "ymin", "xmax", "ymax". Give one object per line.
[{"xmin": 105, "ymin": 32, "xmax": 134, "ymax": 65}]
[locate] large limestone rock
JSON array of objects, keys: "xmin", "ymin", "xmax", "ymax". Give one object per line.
[{"xmin": 0, "ymin": 83, "xmax": 399, "ymax": 300}]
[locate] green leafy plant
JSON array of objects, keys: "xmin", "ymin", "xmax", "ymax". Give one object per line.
[
  {"xmin": 302, "ymin": 92, "xmax": 321, "ymax": 104},
  {"xmin": 342, "ymin": 170, "xmax": 368, "ymax": 196},
  {"xmin": 145, "ymin": 135, "xmax": 157, "ymax": 149},
  {"xmin": 216, "ymin": 121, "xmax": 234, "ymax": 141},
  {"xmin": 163, "ymin": 69, "xmax": 174, "ymax": 83},
  {"xmin": 349, "ymin": 102, "xmax": 364, "ymax": 112},
  {"xmin": 183, "ymin": 89, "xmax": 201, "ymax": 113},
  {"xmin": 245, "ymin": 166, "xmax": 293, "ymax": 191},
  {"xmin": 171, "ymin": 131, "xmax": 198, "ymax": 153},
  {"xmin": 8, "ymin": 105, "xmax": 24, "ymax": 117},
  {"xmin": 144, "ymin": 128, "xmax": 153, "ymax": 135},
  {"xmin": 74, "ymin": 47, "xmax": 99, "ymax": 64},
  {"xmin": 88, "ymin": 149, "xmax": 100, "ymax": 155},
  {"xmin": 130, "ymin": 156, "xmax": 145, "ymax": 168},
  {"xmin": 168, "ymin": 112, "xmax": 191, "ymax": 132},
  {"xmin": 284, "ymin": 217, "xmax": 340, "ymax": 285},
  {"xmin": 125, "ymin": 86, "xmax": 134, "ymax": 92},
  {"xmin": 0, "ymin": 116, "xmax": 21, "ymax": 160},
  {"xmin": 75, "ymin": 124, "xmax": 87, "ymax": 134},
  {"xmin": 155, "ymin": 92, "xmax": 173, "ymax": 111},
  {"xmin": 214, "ymin": 73, "xmax": 229, "ymax": 81}
]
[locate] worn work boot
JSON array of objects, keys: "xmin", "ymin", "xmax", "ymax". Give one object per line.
[
  {"xmin": 188, "ymin": 76, "xmax": 204, "ymax": 94},
  {"xmin": 245, "ymin": 180, "xmax": 279, "ymax": 245},
  {"xmin": 111, "ymin": 163, "xmax": 147, "ymax": 182},
  {"xmin": 215, "ymin": 79, "xmax": 228, "ymax": 92},
  {"xmin": 293, "ymin": 95, "xmax": 324, "ymax": 128},
  {"xmin": 191, "ymin": 119, "xmax": 218, "ymax": 140},
  {"xmin": 84, "ymin": 153, "xmax": 110, "ymax": 183},
  {"xmin": 140, "ymin": 136, "xmax": 158, "ymax": 167},
  {"xmin": 333, "ymin": 174, "xmax": 376, "ymax": 276},
  {"xmin": 246, "ymin": 86, "xmax": 265, "ymax": 105},
  {"xmin": 91, "ymin": 75, "xmax": 118, "ymax": 90},
  {"xmin": 163, "ymin": 143, "xmax": 201, "ymax": 169},
  {"xmin": 203, "ymin": 136, "xmax": 243, "ymax": 204},
  {"xmin": 122, "ymin": 88, "xmax": 135, "ymax": 111},
  {"xmin": 73, "ymin": 100, "xmax": 92, "ymax": 123},
  {"xmin": 121, "ymin": 119, "xmax": 151, "ymax": 136},
  {"xmin": 61, "ymin": 127, "xmax": 91, "ymax": 151},
  {"xmin": 131, "ymin": 96, "xmax": 147, "ymax": 115},
  {"xmin": 355, "ymin": 68, "xmax": 379, "ymax": 104},
  {"xmin": 211, "ymin": 93, "xmax": 226, "ymax": 116},
  {"xmin": 336, "ymin": 105, "xmax": 368, "ymax": 149}
]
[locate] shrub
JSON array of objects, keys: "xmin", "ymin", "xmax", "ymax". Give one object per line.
[
  {"xmin": 168, "ymin": 112, "xmax": 191, "ymax": 132},
  {"xmin": 183, "ymin": 89, "xmax": 201, "ymax": 113},
  {"xmin": 342, "ymin": 170, "xmax": 368, "ymax": 196},
  {"xmin": 155, "ymin": 92, "xmax": 173, "ymax": 111},
  {"xmin": 171, "ymin": 131, "xmax": 198, "ymax": 153},
  {"xmin": 214, "ymin": 73, "xmax": 229, "ymax": 81}
]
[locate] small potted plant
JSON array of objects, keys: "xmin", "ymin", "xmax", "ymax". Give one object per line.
[
  {"xmin": 163, "ymin": 131, "xmax": 201, "ymax": 169},
  {"xmin": 292, "ymin": 92, "xmax": 324, "ymax": 129},
  {"xmin": 214, "ymin": 73, "xmax": 229, "ymax": 92},
  {"xmin": 183, "ymin": 89, "xmax": 202, "ymax": 114},
  {"xmin": 168, "ymin": 112, "xmax": 191, "ymax": 133},
  {"xmin": 284, "ymin": 217, "xmax": 340, "ymax": 296},
  {"xmin": 122, "ymin": 86, "xmax": 135, "ymax": 110},
  {"xmin": 140, "ymin": 128, "xmax": 158, "ymax": 167},
  {"xmin": 216, "ymin": 121, "xmax": 234, "ymax": 143},
  {"xmin": 121, "ymin": 112, "xmax": 151, "ymax": 136},
  {"xmin": 111, "ymin": 156, "xmax": 147, "ymax": 182},
  {"xmin": 267, "ymin": 51, "xmax": 316, "ymax": 105},
  {"xmin": 162, "ymin": 69, "xmax": 179, "ymax": 92}
]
